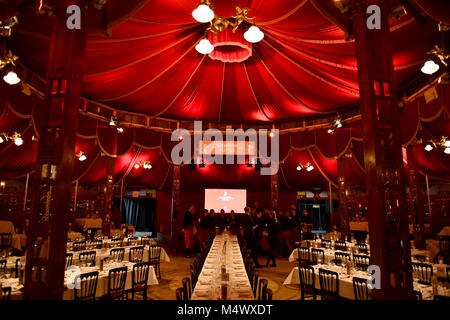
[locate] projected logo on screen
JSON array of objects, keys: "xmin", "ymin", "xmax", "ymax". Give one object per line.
[{"xmin": 205, "ymin": 189, "xmax": 246, "ymax": 213}]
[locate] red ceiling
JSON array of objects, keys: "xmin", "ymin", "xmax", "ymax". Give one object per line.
[{"xmin": 8, "ymin": 0, "xmax": 442, "ymax": 123}]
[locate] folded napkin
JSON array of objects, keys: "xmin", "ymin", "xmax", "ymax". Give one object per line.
[{"xmin": 199, "ymin": 279, "xmax": 211, "ymax": 285}]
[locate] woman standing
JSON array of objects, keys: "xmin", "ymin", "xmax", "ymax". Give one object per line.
[
  {"xmin": 182, "ymin": 204, "xmax": 197, "ymax": 257},
  {"xmin": 290, "ymin": 204, "xmax": 301, "ymax": 246}
]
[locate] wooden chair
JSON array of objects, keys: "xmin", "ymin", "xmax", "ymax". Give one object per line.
[
  {"xmin": 413, "ymin": 290, "xmax": 422, "ymax": 300},
  {"xmin": 104, "ymin": 266, "xmax": 127, "ymax": 300},
  {"xmin": 91, "ymin": 239, "xmax": 103, "ymax": 249},
  {"xmin": 0, "ymin": 233, "xmax": 12, "ymax": 251},
  {"xmin": 318, "ymin": 268, "xmax": 339, "ymax": 300},
  {"xmin": 110, "ymin": 238, "xmax": 123, "ymax": 248},
  {"xmin": 264, "ymin": 288, "xmax": 273, "ymax": 301},
  {"xmin": 65, "ymin": 253, "xmax": 73, "ymax": 270},
  {"xmin": 334, "ymin": 240, "xmax": 347, "ymax": 252},
  {"xmin": 297, "ymin": 247, "xmax": 311, "ymax": 266},
  {"xmin": 334, "ymin": 252, "xmax": 350, "ymax": 265},
  {"xmin": 0, "ymin": 259, "xmax": 6, "ymax": 271},
  {"xmin": 72, "ymin": 241, "xmax": 86, "ymax": 252},
  {"xmin": 74, "ymin": 271, "xmax": 99, "ymax": 300},
  {"xmin": 176, "ymin": 288, "xmax": 184, "ymax": 300},
  {"xmin": 1, "ymin": 287, "xmax": 11, "ymax": 300},
  {"xmin": 79, "ymin": 251, "xmax": 96, "ymax": 266},
  {"xmin": 298, "ymin": 265, "xmax": 316, "ymax": 300},
  {"xmin": 128, "ymin": 262, "xmax": 150, "ymax": 300},
  {"xmin": 356, "ymin": 243, "xmax": 368, "ymax": 254},
  {"xmin": 311, "ymin": 248, "xmax": 325, "ymax": 265},
  {"xmin": 129, "ymin": 246, "xmax": 144, "ymax": 262},
  {"xmin": 413, "ymin": 254, "xmax": 427, "ymax": 262},
  {"xmin": 182, "ymin": 277, "xmax": 192, "ymax": 300},
  {"xmin": 148, "ymin": 245, "xmax": 162, "ymax": 279},
  {"xmin": 110, "ymin": 248, "xmax": 125, "ymax": 262},
  {"xmin": 127, "ymin": 237, "xmax": 139, "ymax": 247},
  {"xmin": 352, "ymin": 254, "xmax": 370, "ymax": 271},
  {"xmin": 321, "ymin": 239, "xmax": 331, "ymax": 249},
  {"xmin": 257, "ymin": 278, "xmax": 268, "ymax": 300},
  {"xmin": 412, "ymin": 262, "xmax": 433, "ymax": 285},
  {"xmin": 353, "ymin": 277, "xmax": 370, "ymax": 300}
]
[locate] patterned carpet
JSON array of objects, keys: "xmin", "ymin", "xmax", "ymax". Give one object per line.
[{"xmin": 148, "ymin": 252, "xmax": 301, "ymax": 300}]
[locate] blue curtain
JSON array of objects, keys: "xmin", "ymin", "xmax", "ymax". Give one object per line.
[{"xmin": 121, "ymin": 198, "xmax": 156, "ymax": 232}]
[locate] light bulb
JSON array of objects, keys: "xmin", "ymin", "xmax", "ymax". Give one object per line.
[
  {"xmin": 445, "ymin": 147, "xmax": 450, "ymax": 154},
  {"xmin": 335, "ymin": 119, "xmax": 342, "ymax": 128},
  {"xmin": 79, "ymin": 154, "xmax": 86, "ymax": 161},
  {"xmin": 296, "ymin": 165, "xmax": 302, "ymax": 171},
  {"xmin": 0, "ymin": 136, "xmax": 3, "ymax": 143},
  {"xmin": 424, "ymin": 144, "xmax": 433, "ymax": 152},
  {"xmin": 421, "ymin": 60, "xmax": 439, "ymax": 75},
  {"xmin": 269, "ymin": 131, "xmax": 274, "ymax": 138},
  {"xmin": 14, "ymin": 136, "xmax": 23, "ymax": 146},
  {"xmin": 117, "ymin": 127, "xmax": 124, "ymax": 133},
  {"xmin": 3, "ymin": 71, "xmax": 20, "ymax": 85},
  {"xmin": 134, "ymin": 164, "xmax": 140, "ymax": 169},
  {"xmin": 444, "ymin": 140, "xmax": 450, "ymax": 148},
  {"xmin": 244, "ymin": 26, "xmax": 264, "ymax": 43},
  {"xmin": 192, "ymin": 4, "xmax": 214, "ymax": 23},
  {"xmin": 307, "ymin": 165, "xmax": 314, "ymax": 172},
  {"xmin": 328, "ymin": 129, "xmax": 335, "ymax": 134},
  {"xmin": 195, "ymin": 39, "xmax": 214, "ymax": 54}
]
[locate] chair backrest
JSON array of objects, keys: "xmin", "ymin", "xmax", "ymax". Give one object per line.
[
  {"xmin": 413, "ymin": 254, "xmax": 427, "ymax": 262},
  {"xmin": 190, "ymin": 270, "xmax": 198, "ymax": 288},
  {"xmin": 65, "ymin": 253, "xmax": 73, "ymax": 270},
  {"xmin": 297, "ymin": 247, "xmax": 310, "ymax": 263},
  {"xmin": 334, "ymin": 240, "xmax": 347, "ymax": 251},
  {"xmin": 73, "ymin": 241, "xmax": 86, "ymax": 251},
  {"xmin": 127, "ymin": 237, "xmax": 139, "ymax": 247},
  {"xmin": 334, "ymin": 252, "xmax": 350, "ymax": 265},
  {"xmin": 257, "ymin": 278, "xmax": 268, "ymax": 300},
  {"xmin": 132, "ymin": 262, "xmax": 150, "ymax": 289},
  {"xmin": 352, "ymin": 254, "xmax": 370, "ymax": 270},
  {"xmin": 91, "ymin": 239, "xmax": 103, "ymax": 249},
  {"xmin": 438, "ymin": 235, "xmax": 450, "ymax": 252},
  {"xmin": 412, "ymin": 262, "xmax": 433, "ymax": 285},
  {"xmin": 110, "ymin": 248, "xmax": 125, "ymax": 261},
  {"xmin": 311, "ymin": 249, "xmax": 325, "ymax": 264},
  {"xmin": 356, "ymin": 243, "xmax": 368, "ymax": 254},
  {"xmin": 74, "ymin": 271, "xmax": 98, "ymax": 300},
  {"xmin": 0, "ymin": 259, "xmax": 6, "ymax": 271},
  {"xmin": 321, "ymin": 239, "xmax": 331, "ymax": 248},
  {"xmin": 129, "ymin": 246, "xmax": 144, "ymax": 262},
  {"xmin": 148, "ymin": 245, "xmax": 162, "ymax": 262},
  {"xmin": 353, "ymin": 277, "xmax": 370, "ymax": 300},
  {"xmin": 413, "ymin": 290, "xmax": 422, "ymax": 300},
  {"xmin": 111, "ymin": 238, "xmax": 123, "ymax": 247},
  {"xmin": 182, "ymin": 277, "xmax": 192, "ymax": 300},
  {"xmin": 79, "ymin": 251, "xmax": 96, "ymax": 266},
  {"xmin": 107, "ymin": 266, "xmax": 127, "ymax": 298},
  {"xmin": 176, "ymin": 288, "xmax": 184, "ymax": 300},
  {"xmin": 319, "ymin": 268, "xmax": 339, "ymax": 299},
  {"xmin": 1, "ymin": 286, "xmax": 11, "ymax": 300},
  {"xmin": 0, "ymin": 233, "xmax": 12, "ymax": 250},
  {"xmin": 298, "ymin": 265, "xmax": 315, "ymax": 290}
]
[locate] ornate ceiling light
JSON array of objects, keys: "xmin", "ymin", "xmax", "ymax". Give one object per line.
[
  {"xmin": 0, "ymin": 132, "xmax": 23, "ymax": 146},
  {"xmin": 193, "ymin": 1, "xmax": 263, "ymax": 63},
  {"xmin": 422, "ymin": 45, "xmax": 449, "ymax": 75},
  {"xmin": 296, "ymin": 162, "xmax": 314, "ymax": 172},
  {"xmin": 0, "ymin": 50, "xmax": 20, "ymax": 85},
  {"xmin": 0, "ymin": 16, "xmax": 18, "ymax": 37},
  {"xmin": 424, "ymin": 136, "xmax": 450, "ymax": 154}
]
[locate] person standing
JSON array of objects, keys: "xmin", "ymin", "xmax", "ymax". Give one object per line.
[
  {"xmin": 301, "ymin": 209, "xmax": 314, "ymax": 240},
  {"xmin": 265, "ymin": 210, "xmax": 279, "ymax": 267},
  {"xmin": 228, "ymin": 210, "xmax": 239, "ymax": 235},
  {"xmin": 182, "ymin": 204, "xmax": 197, "ymax": 257},
  {"xmin": 279, "ymin": 209, "xmax": 293, "ymax": 255},
  {"xmin": 290, "ymin": 204, "xmax": 301, "ymax": 246},
  {"xmin": 199, "ymin": 209, "xmax": 210, "ymax": 246},
  {"xmin": 208, "ymin": 209, "xmax": 216, "ymax": 236},
  {"xmin": 240, "ymin": 206, "xmax": 262, "ymax": 267}
]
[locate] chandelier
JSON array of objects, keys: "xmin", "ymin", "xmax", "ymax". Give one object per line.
[
  {"xmin": 0, "ymin": 132, "xmax": 23, "ymax": 146},
  {"xmin": 134, "ymin": 161, "xmax": 152, "ymax": 170},
  {"xmin": 0, "ymin": 50, "xmax": 20, "ymax": 85},
  {"xmin": 296, "ymin": 162, "xmax": 314, "ymax": 172},
  {"xmin": 192, "ymin": 1, "xmax": 264, "ymax": 63},
  {"xmin": 424, "ymin": 136, "xmax": 450, "ymax": 154}
]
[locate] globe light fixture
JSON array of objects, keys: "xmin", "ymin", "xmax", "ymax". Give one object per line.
[
  {"xmin": 195, "ymin": 39, "xmax": 214, "ymax": 54},
  {"xmin": 421, "ymin": 60, "xmax": 439, "ymax": 75},
  {"xmin": 424, "ymin": 144, "xmax": 433, "ymax": 152},
  {"xmin": 3, "ymin": 70, "xmax": 20, "ymax": 85},
  {"xmin": 244, "ymin": 26, "xmax": 264, "ymax": 43},
  {"xmin": 192, "ymin": 4, "xmax": 214, "ymax": 23}
]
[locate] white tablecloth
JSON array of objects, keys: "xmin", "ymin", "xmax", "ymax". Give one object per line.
[
  {"xmin": 63, "ymin": 261, "xmax": 158, "ymax": 299},
  {"xmin": 191, "ymin": 233, "xmax": 254, "ymax": 300},
  {"xmin": 0, "ymin": 220, "xmax": 24, "ymax": 251}
]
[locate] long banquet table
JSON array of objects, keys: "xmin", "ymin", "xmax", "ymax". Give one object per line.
[{"xmin": 191, "ymin": 233, "xmax": 254, "ymax": 300}]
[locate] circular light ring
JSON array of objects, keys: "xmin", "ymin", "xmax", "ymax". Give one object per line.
[{"xmin": 207, "ymin": 26, "xmax": 252, "ymax": 63}]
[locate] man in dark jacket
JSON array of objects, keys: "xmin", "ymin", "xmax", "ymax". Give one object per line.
[
  {"xmin": 182, "ymin": 204, "xmax": 197, "ymax": 257},
  {"xmin": 239, "ymin": 206, "xmax": 262, "ymax": 267}
]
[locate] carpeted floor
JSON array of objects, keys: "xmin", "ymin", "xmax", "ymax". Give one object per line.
[{"xmin": 148, "ymin": 252, "xmax": 301, "ymax": 300}]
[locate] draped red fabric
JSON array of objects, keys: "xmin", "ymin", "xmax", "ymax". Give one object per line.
[
  {"xmin": 7, "ymin": 0, "xmax": 441, "ymax": 122},
  {"xmin": 410, "ymin": 0, "xmax": 450, "ymax": 25}
]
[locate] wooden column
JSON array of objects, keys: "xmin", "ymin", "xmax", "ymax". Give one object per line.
[
  {"xmin": 170, "ymin": 165, "xmax": 180, "ymax": 250},
  {"xmin": 103, "ymin": 157, "xmax": 115, "ymax": 237},
  {"xmin": 271, "ymin": 172, "xmax": 278, "ymax": 210},
  {"xmin": 338, "ymin": 158, "xmax": 350, "ymax": 240},
  {"xmin": 351, "ymin": 0, "xmax": 413, "ymax": 299},
  {"xmin": 406, "ymin": 145, "xmax": 426, "ymax": 249},
  {"xmin": 24, "ymin": 4, "xmax": 87, "ymax": 300}
]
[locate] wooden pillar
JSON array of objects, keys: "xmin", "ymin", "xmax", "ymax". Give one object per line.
[
  {"xmin": 351, "ymin": 0, "xmax": 413, "ymax": 299},
  {"xmin": 338, "ymin": 158, "xmax": 350, "ymax": 240},
  {"xmin": 170, "ymin": 165, "xmax": 180, "ymax": 250},
  {"xmin": 271, "ymin": 172, "xmax": 278, "ymax": 210},
  {"xmin": 103, "ymin": 157, "xmax": 115, "ymax": 237},
  {"xmin": 24, "ymin": 4, "xmax": 87, "ymax": 300},
  {"xmin": 406, "ymin": 145, "xmax": 426, "ymax": 249}
]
